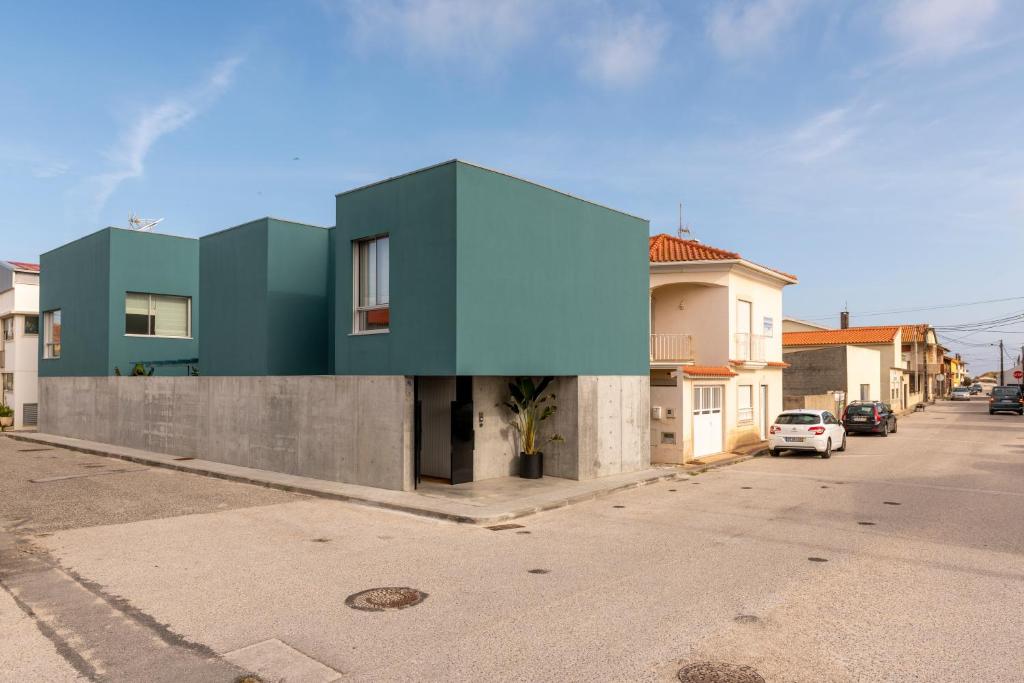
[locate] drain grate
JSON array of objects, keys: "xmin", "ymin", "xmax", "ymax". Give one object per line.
[
  {"xmin": 734, "ymin": 614, "xmax": 760, "ymax": 624},
  {"xmin": 516, "ymin": 531, "xmax": 532, "ymax": 535},
  {"xmin": 311, "ymin": 538, "xmax": 331, "ymax": 543},
  {"xmin": 857, "ymin": 522, "xmax": 875, "ymax": 526},
  {"xmin": 345, "ymin": 587, "xmax": 427, "ymax": 612},
  {"xmin": 527, "ymin": 569, "xmax": 550, "ymax": 574},
  {"xmin": 669, "ymin": 489, "xmax": 677, "ymax": 492},
  {"xmin": 820, "ymin": 485, "xmax": 830, "ymax": 489},
  {"xmin": 740, "ymin": 486, "xmax": 752, "ymax": 490},
  {"xmin": 613, "ymin": 505, "xmax": 625, "ymax": 509},
  {"xmin": 486, "ymin": 523, "xmax": 524, "ymax": 531},
  {"xmin": 678, "ymin": 662, "xmax": 764, "ymax": 683},
  {"xmin": 883, "ymin": 501, "xmax": 901, "ymax": 506},
  {"xmin": 808, "ymin": 557, "xmax": 828, "ymax": 562}
]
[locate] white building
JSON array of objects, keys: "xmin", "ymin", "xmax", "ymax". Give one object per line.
[
  {"xmin": 648, "ymin": 234, "xmax": 797, "ymax": 463},
  {"xmin": 0, "ymin": 261, "xmax": 40, "ymax": 428}
]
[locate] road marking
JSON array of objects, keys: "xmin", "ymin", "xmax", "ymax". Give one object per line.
[{"xmin": 29, "ymin": 468, "xmax": 148, "ymax": 483}]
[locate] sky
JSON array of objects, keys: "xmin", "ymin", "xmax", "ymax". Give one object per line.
[{"xmin": 2, "ymin": 0, "xmax": 1023, "ymax": 373}]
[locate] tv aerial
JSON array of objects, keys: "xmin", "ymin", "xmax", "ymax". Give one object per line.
[{"xmin": 127, "ymin": 213, "xmax": 163, "ymax": 232}]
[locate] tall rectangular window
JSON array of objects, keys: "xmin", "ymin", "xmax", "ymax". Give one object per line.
[
  {"xmin": 43, "ymin": 310, "xmax": 61, "ymax": 359},
  {"xmin": 860, "ymin": 384, "xmax": 870, "ymax": 401},
  {"xmin": 737, "ymin": 384, "xmax": 753, "ymax": 423},
  {"xmin": 354, "ymin": 235, "xmax": 389, "ymax": 332},
  {"xmin": 2, "ymin": 373, "xmax": 12, "ymax": 391},
  {"xmin": 125, "ymin": 293, "xmax": 190, "ymax": 338},
  {"xmin": 1, "ymin": 317, "xmax": 12, "ymax": 341}
]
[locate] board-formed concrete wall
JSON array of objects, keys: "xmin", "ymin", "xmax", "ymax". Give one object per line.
[
  {"xmin": 39, "ymin": 376, "xmax": 414, "ymax": 491},
  {"xmin": 468, "ymin": 375, "xmax": 650, "ymax": 482}
]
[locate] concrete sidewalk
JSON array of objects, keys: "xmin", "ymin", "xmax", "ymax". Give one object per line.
[{"xmin": 3, "ymin": 432, "xmax": 756, "ymax": 525}]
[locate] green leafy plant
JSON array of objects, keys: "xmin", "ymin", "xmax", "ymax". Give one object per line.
[
  {"xmin": 0, "ymin": 403, "xmax": 12, "ymax": 418},
  {"xmin": 504, "ymin": 377, "xmax": 564, "ymax": 455}
]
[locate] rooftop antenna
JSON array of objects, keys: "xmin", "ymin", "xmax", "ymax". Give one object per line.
[
  {"xmin": 127, "ymin": 213, "xmax": 163, "ymax": 232},
  {"xmin": 677, "ymin": 202, "xmax": 694, "ymax": 241}
]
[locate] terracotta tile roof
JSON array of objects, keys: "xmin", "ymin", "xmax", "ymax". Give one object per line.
[
  {"xmin": 767, "ymin": 361, "xmax": 790, "ymax": 368},
  {"xmin": 782, "ymin": 326, "xmax": 900, "ymax": 346},
  {"xmin": 900, "ymin": 324, "xmax": 928, "ymax": 343},
  {"xmin": 681, "ymin": 365, "xmax": 738, "ymax": 377},
  {"xmin": 649, "ymin": 233, "xmax": 797, "ymax": 281},
  {"xmin": 4, "ymin": 261, "xmax": 39, "ymax": 272}
]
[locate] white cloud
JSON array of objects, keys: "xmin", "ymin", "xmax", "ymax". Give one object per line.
[
  {"xmin": 572, "ymin": 12, "xmax": 669, "ymax": 88},
  {"xmin": 885, "ymin": 0, "xmax": 1001, "ymax": 60},
  {"xmin": 83, "ymin": 56, "xmax": 243, "ymax": 214},
  {"xmin": 787, "ymin": 107, "xmax": 862, "ymax": 163},
  {"xmin": 340, "ymin": 0, "xmax": 540, "ymax": 66},
  {"xmin": 708, "ymin": 0, "xmax": 807, "ymax": 59}
]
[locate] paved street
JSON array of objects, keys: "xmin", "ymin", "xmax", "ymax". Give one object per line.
[{"xmin": 2, "ymin": 397, "xmax": 1023, "ymax": 682}]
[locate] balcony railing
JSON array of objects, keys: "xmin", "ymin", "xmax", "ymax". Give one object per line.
[
  {"xmin": 734, "ymin": 333, "xmax": 767, "ymax": 362},
  {"xmin": 650, "ymin": 333, "xmax": 695, "ymax": 362}
]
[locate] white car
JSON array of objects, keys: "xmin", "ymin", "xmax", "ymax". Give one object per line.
[{"xmin": 768, "ymin": 409, "xmax": 846, "ymax": 458}]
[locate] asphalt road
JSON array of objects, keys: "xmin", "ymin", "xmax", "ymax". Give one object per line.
[{"xmin": 1, "ymin": 397, "xmax": 1022, "ymax": 682}]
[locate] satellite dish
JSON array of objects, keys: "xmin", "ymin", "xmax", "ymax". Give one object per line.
[{"xmin": 127, "ymin": 213, "xmax": 164, "ymax": 232}]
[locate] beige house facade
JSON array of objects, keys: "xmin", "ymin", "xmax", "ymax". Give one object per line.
[{"xmin": 648, "ymin": 234, "xmax": 797, "ymax": 463}]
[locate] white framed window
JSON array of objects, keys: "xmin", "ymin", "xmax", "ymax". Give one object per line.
[
  {"xmin": 353, "ymin": 234, "xmax": 390, "ymax": 333},
  {"xmin": 125, "ymin": 293, "xmax": 191, "ymax": 338},
  {"xmin": 1, "ymin": 317, "xmax": 12, "ymax": 341},
  {"xmin": 2, "ymin": 373, "xmax": 12, "ymax": 391},
  {"xmin": 737, "ymin": 384, "xmax": 753, "ymax": 423},
  {"xmin": 43, "ymin": 310, "xmax": 61, "ymax": 359}
]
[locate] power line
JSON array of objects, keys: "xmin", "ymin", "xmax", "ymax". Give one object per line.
[{"xmin": 792, "ymin": 296, "xmax": 1024, "ymax": 321}]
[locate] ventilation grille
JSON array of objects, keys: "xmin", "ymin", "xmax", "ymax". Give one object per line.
[{"xmin": 22, "ymin": 403, "xmax": 38, "ymax": 426}]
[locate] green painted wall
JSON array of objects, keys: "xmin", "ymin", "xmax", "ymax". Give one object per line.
[
  {"xmin": 40, "ymin": 228, "xmax": 199, "ymax": 377},
  {"xmin": 455, "ymin": 163, "xmax": 649, "ymax": 375},
  {"xmin": 200, "ymin": 218, "xmax": 329, "ymax": 375},
  {"xmin": 106, "ymin": 230, "xmax": 199, "ymax": 376},
  {"xmin": 333, "ymin": 162, "xmax": 458, "ymax": 374},
  {"xmin": 331, "ymin": 160, "xmax": 648, "ymax": 376},
  {"xmin": 39, "ymin": 230, "xmax": 111, "ymax": 377}
]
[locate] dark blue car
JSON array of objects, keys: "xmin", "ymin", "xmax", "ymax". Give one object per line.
[{"xmin": 989, "ymin": 386, "xmax": 1023, "ymax": 415}]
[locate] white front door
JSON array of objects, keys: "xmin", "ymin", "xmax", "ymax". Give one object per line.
[{"xmin": 693, "ymin": 385, "xmax": 724, "ymax": 458}]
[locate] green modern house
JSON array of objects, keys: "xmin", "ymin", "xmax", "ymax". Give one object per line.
[
  {"xmin": 37, "ymin": 161, "xmax": 650, "ymax": 492},
  {"xmin": 38, "ymin": 228, "xmax": 199, "ymax": 377}
]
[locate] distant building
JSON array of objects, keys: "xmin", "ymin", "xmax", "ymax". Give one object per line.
[{"xmin": 0, "ymin": 261, "xmax": 40, "ymax": 428}]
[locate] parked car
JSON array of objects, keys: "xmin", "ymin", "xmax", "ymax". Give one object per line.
[
  {"xmin": 989, "ymin": 386, "xmax": 1024, "ymax": 415},
  {"xmin": 970, "ymin": 384, "xmax": 982, "ymax": 395},
  {"xmin": 768, "ymin": 409, "xmax": 846, "ymax": 458},
  {"xmin": 950, "ymin": 387, "xmax": 971, "ymax": 401},
  {"xmin": 842, "ymin": 401, "xmax": 898, "ymax": 436}
]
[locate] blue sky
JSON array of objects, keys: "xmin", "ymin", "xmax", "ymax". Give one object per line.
[{"xmin": 2, "ymin": 0, "xmax": 1022, "ymax": 371}]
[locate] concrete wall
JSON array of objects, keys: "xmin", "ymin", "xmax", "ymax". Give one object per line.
[
  {"xmin": 472, "ymin": 375, "xmax": 649, "ymax": 482},
  {"xmin": 783, "ymin": 347, "xmax": 847, "ymax": 396},
  {"xmin": 39, "ymin": 375, "xmax": 414, "ymax": 491}
]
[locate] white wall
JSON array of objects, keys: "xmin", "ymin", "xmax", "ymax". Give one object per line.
[
  {"xmin": 845, "ymin": 346, "xmax": 881, "ymax": 402},
  {"xmin": 1, "ymin": 281, "xmax": 40, "ymax": 428},
  {"xmin": 728, "ymin": 269, "xmax": 786, "ymax": 363},
  {"xmin": 651, "ymin": 283, "xmax": 729, "ymax": 365}
]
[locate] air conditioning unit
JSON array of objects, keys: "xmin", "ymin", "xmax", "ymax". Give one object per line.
[{"xmin": 651, "ymin": 406, "xmax": 663, "ymax": 420}]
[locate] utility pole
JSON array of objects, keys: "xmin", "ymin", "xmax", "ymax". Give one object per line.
[{"xmin": 999, "ymin": 339, "xmax": 1004, "ymax": 385}]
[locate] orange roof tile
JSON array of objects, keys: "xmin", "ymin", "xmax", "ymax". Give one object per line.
[
  {"xmin": 4, "ymin": 261, "xmax": 39, "ymax": 272},
  {"xmin": 682, "ymin": 365, "xmax": 738, "ymax": 377},
  {"xmin": 900, "ymin": 324, "xmax": 928, "ymax": 343},
  {"xmin": 649, "ymin": 233, "xmax": 797, "ymax": 281},
  {"xmin": 782, "ymin": 326, "xmax": 900, "ymax": 346}
]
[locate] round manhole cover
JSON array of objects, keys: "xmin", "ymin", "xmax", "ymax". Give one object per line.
[
  {"xmin": 678, "ymin": 661, "xmax": 764, "ymax": 683},
  {"xmin": 345, "ymin": 587, "xmax": 427, "ymax": 612}
]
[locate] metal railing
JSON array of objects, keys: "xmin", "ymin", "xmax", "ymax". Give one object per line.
[
  {"xmin": 734, "ymin": 333, "xmax": 767, "ymax": 362},
  {"xmin": 650, "ymin": 333, "xmax": 695, "ymax": 362}
]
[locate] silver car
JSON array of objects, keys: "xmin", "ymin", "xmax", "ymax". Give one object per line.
[{"xmin": 951, "ymin": 387, "xmax": 971, "ymax": 401}]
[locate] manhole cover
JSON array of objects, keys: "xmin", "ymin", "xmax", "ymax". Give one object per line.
[
  {"xmin": 734, "ymin": 614, "xmax": 760, "ymax": 624},
  {"xmin": 883, "ymin": 501, "xmax": 901, "ymax": 506},
  {"xmin": 527, "ymin": 569, "xmax": 550, "ymax": 574},
  {"xmin": 345, "ymin": 587, "xmax": 427, "ymax": 611},
  {"xmin": 669, "ymin": 489, "xmax": 677, "ymax": 492},
  {"xmin": 613, "ymin": 505, "xmax": 625, "ymax": 509},
  {"xmin": 678, "ymin": 661, "xmax": 764, "ymax": 683},
  {"xmin": 516, "ymin": 530, "xmax": 531, "ymax": 535},
  {"xmin": 808, "ymin": 557, "xmax": 828, "ymax": 562},
  {"xmin": 820, "ymin": 485, "xmax": 830, "ymax": 489},
  {"xmin": 857, "ymin": 521, "xmax": 875, "ymax": 526},
  {"xmin": 311, "ymin": 537, "xmax": 331, "ymax": 543},
  {"xmin": 740, "ymin": 486, "xmax": 752, "ymax": 490}
]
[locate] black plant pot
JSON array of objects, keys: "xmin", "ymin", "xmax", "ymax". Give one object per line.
[{"xmin": 520, "ymin": 451, "xmax": 543, "ymax": 479}]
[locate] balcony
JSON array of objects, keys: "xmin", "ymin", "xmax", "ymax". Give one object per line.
[
  {"xmin": 650, "ymin": 333, "xmax": 695, "ymax": 363},
  {"xmin": 734, "ymin": 333, "xmax": 767, "ymax": 363}
]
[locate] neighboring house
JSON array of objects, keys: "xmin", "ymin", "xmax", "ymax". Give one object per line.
[
  {"xmin": 39, "ymin": 160, "xmax": 651, "ymax": 492},
  {"xmin": 946, "ymin": 353, "xmax": 967, "ymax": 389},
  {"xmin": 0, "ymin": 261, "xmax": 40, "ymax": 428},
  {"xmin": 782, "ymin": 345, "xmax": 881, "ymax": 410},
  {"xmin": 782, "ymin": 317, "xmax": 831, "ymax": 333},
  {"xmin": 38, "ymin": 228, "xmax": 199, "ymax": 377},
  {"xmin": 782, "ymin": 326, "xmax": 910, "ymax": 412},
  {"xmin": 900, "ymin": 324, "xmax": 942, "ymax": 405},
  {"xmin": 648, "ymin": 233, "xmax": 797, "ymax": 463}
]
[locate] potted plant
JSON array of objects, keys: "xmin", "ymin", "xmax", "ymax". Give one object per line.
[
  {"xmin": 0, "ymin": 403, "xmax": 13, "ymax": 431},
  {"xmin": 504, "ymin": 377, "xmax": 563, "ymax": 479}
]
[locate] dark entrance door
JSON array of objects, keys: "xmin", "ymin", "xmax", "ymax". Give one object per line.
[{"xmin": 450, "ymin": 376, "xmax": 474, "ymax": 484}]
